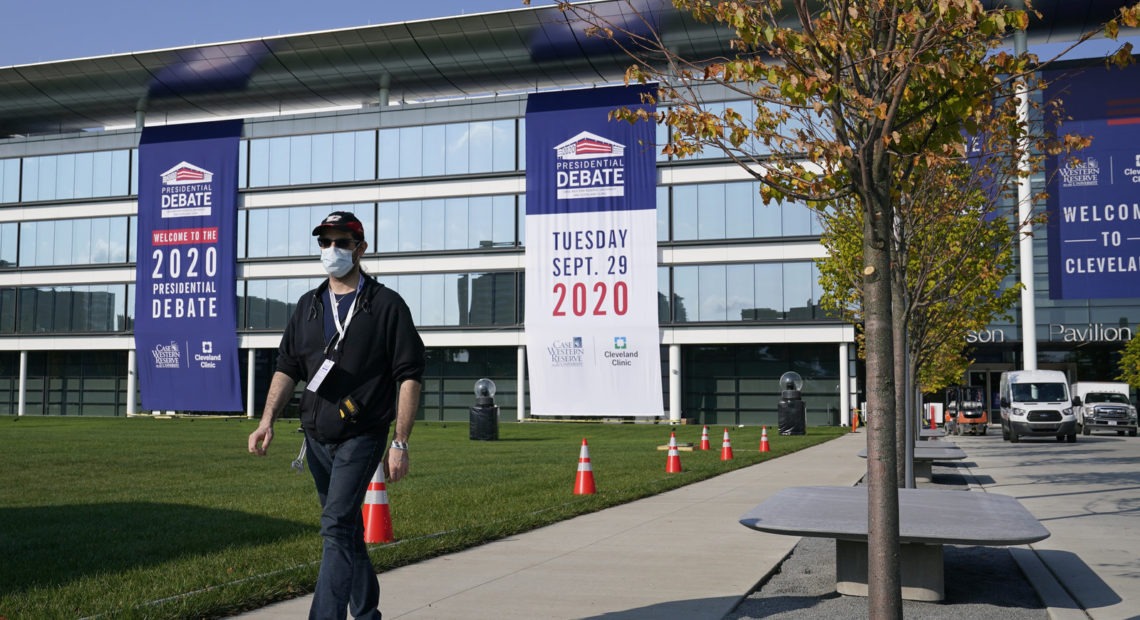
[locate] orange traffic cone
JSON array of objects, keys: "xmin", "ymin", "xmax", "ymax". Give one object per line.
[
  {"xmin": 720, "ymin": 428, "xmax": 734, "ymax": 461},
  {"xmin": 574, "ymin": 438, "xmax": 597, "ymax": 495},
  {"xmin": 362, "ymin": 465, "xmax": 394, "ymax": 544},
  {"xmin": 699, "ymin": 425, "xmax": 711, "ymax": 450},
  {"xmin": 665, "ymin": 432, "xmax": 683, "ymax": 473},
  {"xmin": 759, "ymin": 426, "xmax": 770, "ymax": 453}
]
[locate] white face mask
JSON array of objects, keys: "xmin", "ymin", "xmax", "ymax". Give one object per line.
[{"xmin": 321, "ymin": 246, "xmax": 355, "ymax": 278}]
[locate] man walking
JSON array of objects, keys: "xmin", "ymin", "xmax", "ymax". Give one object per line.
[{"xmin": 248, "ymin": 211, "xmax": 425, "ymax": 620}]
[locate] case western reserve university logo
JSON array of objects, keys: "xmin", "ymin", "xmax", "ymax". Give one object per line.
[
  {"xmin": 152, "ymin": 341, "xmax": 182, "ymax": 369},
  {"xmin": 548, "ymin": 337, "xmax": 584, "ymax": 367},
  {"xmin": 554, "ymin": 131, "xmax": 626, "ymax": 200},
  {"xmin": 1059, "ymin": 156, "xmax": 1101, "ymax": 189},
  {"xmin": 159, "ymin": 161, "xmax": 215, "ymax": 218}
]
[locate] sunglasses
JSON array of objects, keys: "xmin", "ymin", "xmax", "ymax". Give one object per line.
[{"xmin": 317, "ymin": 237, "xmax": 360, "ymax": 249}]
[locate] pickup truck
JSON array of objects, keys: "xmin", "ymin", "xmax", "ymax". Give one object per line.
[{"xmin": 1071, "ymin": 382, "xmax": 1138, "ymax": 437}]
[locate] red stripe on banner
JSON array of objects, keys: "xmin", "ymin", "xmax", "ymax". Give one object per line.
[
  {"xmin": 152, "ymin": 227, "xmax": 219, "ymax": 245},
  {"xmin": 1106, "ymin": 117, "xmax": 1140, "ymax": 125}
]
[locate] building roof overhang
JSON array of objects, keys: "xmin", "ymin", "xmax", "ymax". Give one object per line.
[{"xmin": 0, "ymin": 0, "xmax": 1133, "ymax": 137}]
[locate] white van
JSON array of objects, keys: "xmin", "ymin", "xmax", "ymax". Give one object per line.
[
  {"xmin": 1071, "ymin": 381, "xmax": 1138, "ymax": 437},
  {"xmin": 998, "ymin": 370, "xmax": 1078, "ymax": 443}
]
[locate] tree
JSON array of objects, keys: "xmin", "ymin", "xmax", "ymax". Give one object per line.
[
  {"xmin": 818, "ymin": 155, "xmax": 1024, "ymax": 480},
  {"xmin": 1116, "ymin": 335, "xmax": 1140, "ymax": 387},
  {"xmin": 547, "ymin": 0, "xmax": 1140, "ymax": 615}
]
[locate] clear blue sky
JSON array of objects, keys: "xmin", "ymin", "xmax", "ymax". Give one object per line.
[{"xmin": 1, "ymin": 1, "xmax": 534, "ymax": 66}]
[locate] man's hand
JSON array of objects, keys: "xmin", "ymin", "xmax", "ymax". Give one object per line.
[
  {"xmin": 387, "ymin": 447, "xmax": 409, "ymax": 482},
  {"xmin": 248, "ymin": 424, "xmax": 274, "ymax": 456}
]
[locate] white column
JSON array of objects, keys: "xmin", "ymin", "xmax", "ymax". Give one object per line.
[
  {"xmin": 126, "ymin": 349, "xmax": 136, "ymax": 417},
  {"xmin": 669, "ymin": 344, "xmax": 681, "ymax": 423},
  {"xmin": 517, "ymin": 345, "xmax": 526, "ymax": 422},
  {"xmin": 840, "ymin": 342, "xmax": 851, "ymax": 427},
  {"xmin": 17, "ymin": 350, "xmax": 27, "ymax": 417},
  {"xmin": 1013, "ymin": 5, "xmax": 1037, "ymax": 371},
  {"xmin": 246, "ymin": 349, "xmax": 256, "ymax": 418}
]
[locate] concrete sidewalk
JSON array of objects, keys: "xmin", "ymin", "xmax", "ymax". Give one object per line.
[{"xmin": 233, "ymin": 431, "xmax": 867, "ymax": 620}]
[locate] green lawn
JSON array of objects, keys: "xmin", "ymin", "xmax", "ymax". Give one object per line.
[{"xmin": 0, "ymin": 416, "xmax": 844, "ymax": 619}]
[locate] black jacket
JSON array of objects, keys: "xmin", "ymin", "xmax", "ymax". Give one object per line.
[{"xmin": 276, "ymin": 273, "xmax": 425, "ymax": 443}]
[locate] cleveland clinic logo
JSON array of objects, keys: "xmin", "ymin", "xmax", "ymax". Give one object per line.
[
  {"xmin": 152, "ymin": 341, "xmax": 182, "ymax": 369},
  {"xmin": 547, "ymin": 337, "xmax": 584, "ymax": 367},
  {"xmin": 159, "ymin": 161, "xmax": 215, "ymax": 218},
  {"xmin": 554, "ymin": 131, "xmax": 626, "ymax": 200},
  {"xmin": 1059, "ymin": 156, "xmax": 1100, "ymax": 189}
]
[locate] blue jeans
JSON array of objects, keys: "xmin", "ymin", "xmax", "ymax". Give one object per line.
[{"xmin": 305, "ymin": 432, "xmax": 386, "ymax": 620}]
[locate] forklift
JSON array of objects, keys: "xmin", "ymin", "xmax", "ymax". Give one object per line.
[{"xmin": 943, "ymin": 385, "xmax": 988, "ymax": 435}]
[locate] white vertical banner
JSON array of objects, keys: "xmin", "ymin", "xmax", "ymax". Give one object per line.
[{"xmin": 525, "ymin": 85, "xmax": 662, "ymax": 417}]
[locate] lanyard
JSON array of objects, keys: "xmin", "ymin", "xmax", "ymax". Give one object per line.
[{"xmin": 328, "ymin": 275, "xmax": 363, "ymax": 351}]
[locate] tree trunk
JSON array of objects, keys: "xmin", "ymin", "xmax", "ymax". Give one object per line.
[
  {"xmin": 892, "ymin": 271, "xmax": 908, "ymax": 487},
  {"xmin": 863, "ymin": 190, "xmax": 902, "ymax": 618}
]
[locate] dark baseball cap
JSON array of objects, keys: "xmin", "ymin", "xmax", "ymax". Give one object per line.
[{"xmin": 312, "ymin": 211, "xmax": 364, "ymax": 239}]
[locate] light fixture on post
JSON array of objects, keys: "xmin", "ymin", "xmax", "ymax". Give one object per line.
[
  {"xmin": 470, "ymin": 378, "xmax": 499, "ymax": 441},
  {"xmin": 777, "ymin": 371, "xmax": 806, "ymax": 436}
]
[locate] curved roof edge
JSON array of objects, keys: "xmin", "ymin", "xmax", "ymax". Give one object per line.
[{"xmin": 0, "ymin": 0, "xmax": 1133, "ymax": 137}]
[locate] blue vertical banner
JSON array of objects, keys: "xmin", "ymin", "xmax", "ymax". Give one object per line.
[
  {"xmin": 1044, "ymin": 66, "xmax": 1140, "ymax": 299},
  {"xmin": 135, "ymin": 120, "xmax": 243, "ymax": 411},
  {"xmin": 525, "ymin": 85, "xmax": 663, "ymax": 417}
]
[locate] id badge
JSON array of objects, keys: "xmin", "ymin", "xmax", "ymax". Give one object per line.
[{"xmin": 306, "ymin": 359, "xmax": 336, "ymax": 393}]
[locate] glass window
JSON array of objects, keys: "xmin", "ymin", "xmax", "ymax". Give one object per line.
[
  {"xmin": 377, "ymin": 195, "xmax": 518, "ymax": 253},
  {"xmin": 784, "ymin": 262, "xmax": 814, "ymax": 319},
  {"xmin": 469, "ymin": 197, "xmax": 493, "ymax": 249},
  {"xmin": 16, "ymin": 285, "xmax": 125, "ymax": 333},
  {"xmin": 672, "ymin": 185, "xmax": 698, "ymax": 241},
  {"xmin": 249, "ymin": 139, "xmax": 270, "ymax": 187},
  {"xmin": 782, "ymin": 201, "xmax": 815, "ymax": 237},
  {"xmin": 0, "ymin": 223, "xmax": 17, "ymax": 267},
  {"xmin": 492, "ymin": 119, "xmax": 515, "ymax": 172},
  {"xmin": 310, "ymin": 134, "xmax": 333, "ymax": 184},
  {"xmin": 657, "ymin": 187, "xmax": 670, "ymax": 242},
  {"xmin": 422, "ymin": 125, "xmax": 446, "ymax": 177},
  {"xmin": 755, "ymin": 197, "xmax": 783, "ymax": 237},
  {"xmin": 419, "ymin": 274, "xmax": 447, "ymax": 326},
  {"xmin": 672, "ymin": 266, "xmax": 698, "ymax": 323},
  {"xmin": 399, "ymin": 127, "xmax": 423, "ymax": 178},
  {"xmin": 468, "ymin": 121, "xmax": 493, "ymax": 174},
  {"xmin": 754, "ymin": 263, "xmax": 783, "ymax": 319},
  {"xmin": 239, "ymin": 140, "xmax": 249, "ymax": 188},
  {"xmin": 726, "ymin": 264, "xmax": 755, "ymax": 321},
  {"xmin": 247, "ymin": 132, "xmax": 376, "ymax": 188},
  {"xmin": 668, "ymin": 261, "xmax": 828, "ymax": 323},
  {"xmin": 54, "ymin": 220, "xmax": 74, "ymax": 266},
  {"xmin": 379, "ymin": 128, "xmax": 399, "ymax": 180},
  {"xmin": 698, "ymin": 184, "xmax": 726, "ymax": 240},
  {"xmin": 725, "ymin": 183, "xmax": 754, "ymax": 238},
  {"xmin": 0, "ymin": 158, "xmax": 19, "ymax": 203},
  {"xmin": 289, "ymin": 134, "xmax": 314, "ymax": 185},
  {"xmin": 242, "ymin": 277, "xmax": 322, "ymax": 330},
  {"xmin": 243, "ymin": 204, "xmax": 374, "ymax": 259},
  {"xmin": 658, "ymin": 267, "xmax": 670, "ymax": 322},
  {"xmin": 445, "ymin": 198, "xmax": 468, "ymax": 250},
  {"xmin": 446, "ymin": 123, "xmax": 470, "ymax": 175},
  {"xmin": 518, "ymin": 118, "xmax": 527, "ymax": 172},
  {"xmin": 0, "ymin": 287, "xmax": 15, "ymax": 333},
  {"xmin": 698, "ymin": 264, "xmax": 728, "ymax": 321},
  {"xmin": 19, "ymin": 151, "xmax": 132, "ymax": 202},
  {"xmin": 73, "ymin": 152, "xmax": 94, "ymax": 199}
]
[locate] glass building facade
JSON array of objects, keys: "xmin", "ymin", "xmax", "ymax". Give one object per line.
[{"xmin": 5, "ymin": 6, "xmax": 1131, "ymax": 425}]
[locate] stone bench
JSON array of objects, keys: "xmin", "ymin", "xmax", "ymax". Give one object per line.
[
  {"xmin": 739, "ymin": 485, "xmax": 1049, "ymax": 601},
  {"xmin": 857, "ymin": 445, "xmax": 966, "ymax": 482},
  {"xmin": 919, "ymin": 427, "xmax": 946, "ymax": 440}
]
